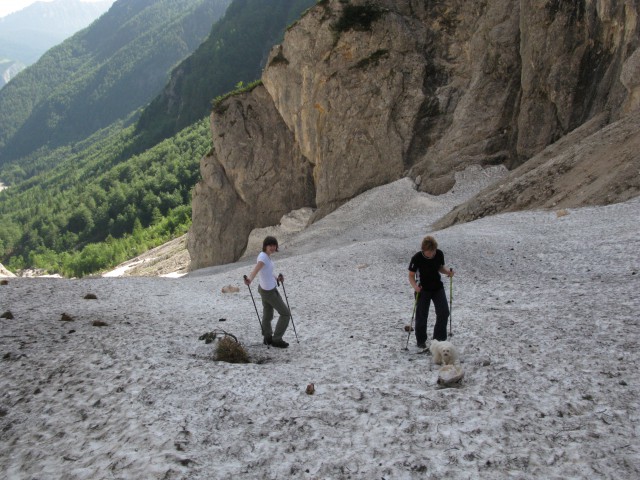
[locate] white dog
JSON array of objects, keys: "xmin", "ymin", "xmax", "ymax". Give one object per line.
[{"xmin": 430, "ymin": 340, "xmax": 459, "ymax": 365}]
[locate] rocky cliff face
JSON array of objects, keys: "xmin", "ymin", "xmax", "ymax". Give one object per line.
[
  {"xmin": 188, "ymin": 85, "xmax": 314, "ymax": 270},
  {"xmin": 189, "ymin": 0, "xmax": 639, "ymax": 269}
]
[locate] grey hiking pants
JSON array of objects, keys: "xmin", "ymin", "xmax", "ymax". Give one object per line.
[{"xmin": 258, "ymin": 286, "xmax": 290, "ymax": 341}]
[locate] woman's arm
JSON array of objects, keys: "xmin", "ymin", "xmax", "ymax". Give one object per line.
[{"xmin": 244, "ymin": 261, "xmax": 265, "ymax": 285}]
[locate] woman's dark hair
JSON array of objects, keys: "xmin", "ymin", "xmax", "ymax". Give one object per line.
[{"xmin": 262, "ymin": 236, "xmax": 279, "ymax": 252}]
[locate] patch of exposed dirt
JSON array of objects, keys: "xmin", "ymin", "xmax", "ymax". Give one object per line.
[{"xmin": 102, "ymin": 235, "xmax": 190, "ymax": 277}]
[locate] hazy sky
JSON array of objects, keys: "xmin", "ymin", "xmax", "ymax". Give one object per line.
[{"xmin": 0, "ymin": 0, "xmax": 114, "ymax": 18}]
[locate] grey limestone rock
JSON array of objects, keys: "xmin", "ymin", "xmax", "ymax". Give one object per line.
[{"xmin": 189, "ymin": 0, "xmax": 640, "ymax": 269}]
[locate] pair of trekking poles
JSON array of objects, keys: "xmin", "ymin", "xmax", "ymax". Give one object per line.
[
  {"xmin": 404, "ymin": 274, "xmax": 454, "ymax": 350},
  {"xmin": 244, "ymin": 274, "xmax": 299, "ymax": 344}
]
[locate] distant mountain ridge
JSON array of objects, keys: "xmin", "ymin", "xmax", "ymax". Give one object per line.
[
  {"xmin": 0, "ymin": 0, "xmax": 231, "ymax": 165},
  {"xmin": 136, "ymin": 0, "xmax": 317, "ymax": 147},
  {"xmin": 0, "ymin": 0, "xmax": 113, "ymax": 86}
]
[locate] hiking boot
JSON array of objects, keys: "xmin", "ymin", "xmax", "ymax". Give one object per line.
[
  {"xmin": 417, "ymin": 342, "xmax": 426, "ymax": 349},
  {"xmin": 271, "ymin": 339, "xmax": 289, "ymax": 348},
  {"xmin": 263, "ymin": 336, "xmax": 273, "ymax": 345}
]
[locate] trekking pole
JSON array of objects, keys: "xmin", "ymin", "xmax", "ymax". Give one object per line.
[
  {"xmin": 243, "ymin": 275, "xmax": 263, "ymax": 333},
  {"xmin": 279, "ymin": 274, "xmax": 299, "ymax": 343},
  {"xmin": 404, "ymin": 292, "xmax": 419, "ymax": 350},
  {"xmin": 449, "ymin": 272, "xmax": 453, "ymax": 337}
]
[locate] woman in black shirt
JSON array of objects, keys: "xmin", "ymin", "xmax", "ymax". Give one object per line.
[{"xmin": 408, "ymin": 236, "xmax": 454, "ymax": 347}]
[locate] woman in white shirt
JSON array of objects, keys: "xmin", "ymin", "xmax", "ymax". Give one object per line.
[{"xmin": 244, "ymin": 236, "xmax": 291, "ymax": 348}]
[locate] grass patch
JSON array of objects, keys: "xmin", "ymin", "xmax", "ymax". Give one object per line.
[
  {"xmin": 200, "ymin": 329, "xmax": 250, "ymax": 364},
  {"xmin": 215, "ymin": 336, "xmax": 250, "ymax": 364},
  {"xmin": 211, "ymin": 80, "xmax": 263, "ymax": 115}
]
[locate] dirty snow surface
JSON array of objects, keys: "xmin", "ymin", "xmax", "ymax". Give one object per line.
[{"xmin": 1, "ymin": 166, "xmax": 639, "ymax": 479}]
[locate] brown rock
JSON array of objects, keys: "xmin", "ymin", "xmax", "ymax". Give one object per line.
[
  {"xmin": 189, "ymin": 0, "xmax": 640, "ymax": 270},
  {"xmin": 188, "ymin": 85, "xmax": 315, "ymax": 270}
]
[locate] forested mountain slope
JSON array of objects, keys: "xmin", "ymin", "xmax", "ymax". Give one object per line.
[
  {"xmin": 136, "ymin": 0, "xmax": 316, "ymax": 148},
  {"xmin": 0, "ymin": 0, "xmax": 231, "ymax": 168},
  {"xmin": 0, "ymin": 0, "xmax": 321, "ymax": 277}
]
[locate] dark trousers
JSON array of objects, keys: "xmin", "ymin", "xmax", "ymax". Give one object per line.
[{"xmin": 415, "ymin": 287, "xmax": 449, "ymax": 344}]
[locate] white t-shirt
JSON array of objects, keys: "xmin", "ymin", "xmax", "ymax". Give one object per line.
[{"xmin": 257, "ymin": 252, "xmax": 277, "ymax": 290}]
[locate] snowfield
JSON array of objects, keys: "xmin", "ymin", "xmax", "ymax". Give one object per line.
[{"xmin": 1, "ymin": 166, "xmax": 639, "ymax": 479}]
